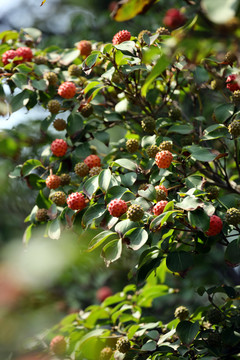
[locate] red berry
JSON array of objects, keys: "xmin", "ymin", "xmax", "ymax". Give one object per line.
[
  {"xmin": 112, "ymin": 30, "xmax": 131, "ymax": 45},
  {"xmin": 96, "ymin": 286, "xmax": 113, "ymax": 302},
  {"xmin": 67, "ymin": 192, "xmax": 86, "ymax": 211},
  {"xmin": 58, "ymin": 81, "xmax": 76, "ymax": 99},
  {"xmin": 2, "ymin": 50, "xmax": 18, "ymax": 65},
  {"xmin": 205, "ymin": 215, "xmax": 223, "ymax": 236},
  {"xmin": 155, "ymin": 185, "xmax": 168, "ymax": 196},
  {"xmin": 163, "ymin": 8, "xmax": 186, "ymax": 29},
  {"xmin": 84, "ymin": 154, "xmax": 101, "ymax": 169},
  {"xmin": 50, "ymin": 335, "xmax": 67, "ymax": 355},
  {"xmin": 51, "ymin": 139, "xmax": 68, "ymax": 157},
  {"xmin": 16, "ymin": 47, "xmax": 33, "ymax": 62},
  {"xmin": 108, "ymin": 199, "xmax": 128, "ymax": 217},
  {"xmin": 77, "ymin": 40, "xmax": 92, "ymax": 57},
  {"xmin": 226, "ymin": 74, "xmax": 240, "ymax": 92},
  {"xmin": 46, "ymin": 175, "xmax": 61, "ymax": 189},
  {"xmin": 155, "ymin": 150, "xmax": 173, "ymax": 168},
  {"xmin": 153, "ymin": 200, "xmax": 168, "ymax": 216}
]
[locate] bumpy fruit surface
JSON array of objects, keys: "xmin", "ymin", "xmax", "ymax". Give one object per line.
[
  {"xmin": 155, "ymin": 184, "xmax": 168, "ymax": 196},
  {"xmin": 127, "ymin": 204, "xmax": 144, "ymax": 222},
  {"xmin": 138, "ymin": 30, "xmax": 151, "ymax": 43},
  {"xmin": 77, "ymin": 40, "xmax": 92, "ymax": 57},
  {"xmin": 60, "ymin": 173, "xmax": 71, "ymax": 186},
  {"xmin": 96, "ymin": 286, "xmax": 113, "ymax": 302},
  {"xmin": 228, "ymin": 119, "xmax": 240, "ymax": 138},
  {"xmin": 156, "ymin": 188, "xmax": 167, "ymax": 201},
  {"xmin": 116, "ymin": 338, "xmax": 131, "ymax": 353},
  {"xmin": 50, "ymin": 191, "xmax": 66, "ymax": 206},
  {"xmin": 58, "ymin": 81, "xmax": 76, "ymax": 99},
  {"xmin": 210, "ymin": 79, "xmax": 224, "ymax": 90},
  {"xmin": 46, "ymin": 175, "xmax": 61, "ymax": 189},
  {"xmin": 108, "ymin": 199, "xmax": 128, "ymax": 217},
  {"xmin": 36, "ymin": 208, "xmax": 48, "ymax": 222},
  {"xmin": 153, "ymin": 200, "xmax": 168, "ymax": 216},
  {"xmin": 16, "ymin": 47, "xmax": 33, "ymax": 62},
  {"xmin": 206, "ymin": 186, "xmax": 219, "ymax": 200},
  {"xmin": 50, "ymin": 335, "xmax": 67, "ymax": 355},
  {"xmin": 231, "ymin": 90, "xmax": 240, "ymax": 104},
  {"xmin": 169, "ymin": 107, "xmax": 181, "ymax": 120},
  {"xmin": 224, "ymin": 51, "xmax": 237, "ymax": 65},
  {"xmin": 156, "ymin": 27, "xmax": 171, "ymax": 35},
  {"xmin": 205, "ymin": 215, "xmax": 223, "ymax": 236},
  {"xmin": 84, "ymin": 155, "xmax": 101, "ymax": 169},
  {"xmin": 160, "ymin": 141, "xmax": 173, "ymax": 151},
  {"xmin": 34, "ymin": 55, "xmax": 47, "ymax": 64},
  {"xmin": 155, "ymin": 150, "xmax": 173, "ymax": 168},
  {"xmin": 67, "ymin": 192, "xmax": 86, "ymax": 211},
  {"xmin": 226, "ymin": 74, "xmax": 240, "ymax": 92},
  {"xmin": 43, "ymin": 72, "xmax": 58, "ymax": 86},
  {"xmin": 75, "ymin": 162, "xmax": 89, "ymax": 177},
  {"xmin": 163, "ymin": 8, "xmax": 186, "ymax": 29},
  {"xmin": 138, "ymin": 183, "xmax": 149, "ymax": 191},
  {"xmin": 206, "ymin": 308, "xmax": 224, "ymax": 325},
  {"xmin": 80, "ymin": 103, "xmax": 93, "ymax": 118},
  {"xmin": 126, "ymin": 139, "xmax": 139, "ymax": 153},
  {"xmin": 141, "ymin": 117, "xmax": 156, "ymax": 133},
  {"xmin": 225, "ymin": 208, "xmax": 240, "ymax": 226},
  {"xmin": 112, "ymin": 30, "xmax": 131, "ymax": 45},
  {"xmin": 146, "ymin": 145, "xmax": 159, "ymax": 158},
  {"xmin": 2, "ymin": 50, "xmax": 18, "ymax": 65},
  {"xmin": 89, "ymin": 166, "xmax": 102, "ymax": 177},
  {"xmin": 174, "ymin": 306, "xmax": 189, "ymax": 321},
  {"xmin": 68, "ymin": 64, "xmax": 82, "ymax": 77},
  {"xmin": 51, "ymin": 139, "xmax": 68, "ymax": 157},
  {"xmin": 53, "ymin": 118, "xmax": 67, "ymax": 131},
  {"xmin": 100, "ymin": 347, "xmax": 113, "ymax": 360},
  {"xmin": 47, "ymin": 100, "xmax": 61, "ymax": 114}
]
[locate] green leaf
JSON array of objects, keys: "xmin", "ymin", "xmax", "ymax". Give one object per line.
[
  {"xmin": 137, "ymin": 247, "xmax": 162, "ymax": 283},
  {"xmin": 59, "ymin": 49, "xmax": 80, "ymax": 66},
  {"xmin": 88, "ymin": 230, "xmax": 117, "ymax": 252},
  {"xmin": 168, "ymin": 124, "xmax": 194, "ymax": 134},
  {"xmin": 21, "ymin": 159, "xmax": 45, "ymax": 176},
  {"xmin": 16, "ymin": 63, "xmax": 32, "ymax": 74},
  {"xmin": 176, "ymin": 195, "xmax": 204, "ymax": 211},
  {"xmin": 98, "ymin": 169, "xmax": 112, "ymax": 192},
  {"xmin": 0, "ymin": 30, "xmax": 18, "ymax": 41},
  {"xmin": 10, "ymin": 89, "xmax": 31, "ymax": 112},
  {"xmin": 113, "ymin": 158, "xmax": 137, "ymax": 171},
  {"xmin": 176, "ymin": 321, "xmax": 199, "ymax": 344},
  {"xmin": 138, "ymin": 285, "xmax": 169, "ymax": 307},
  {"xmin": 214, "ymin": 103, "xmax": 235, "ymax": 123},
  {"xmin": 138, "ymin": 184, "xmax": 156, "ymax": 201},
  {"xmin": 150, "ymin": 210, "xmax": 178, "ymax": 230},
  {"xmin": 225, "ymin": 239, "xmax": 240, "ymax": 267},
  {"xmin": 9, "ymin": 165, "xmax": 22, "ymax": 178},
  {"xmin": 202, "ymin": 0, "xmax": 239, "ymax": 24},
  {"xmin": 101, "ymin": 238, "xmax": 122, "ymax": 266},
  {"xmin": 23, "ymin": 224, "xmax": 34, "ymax": 245},
  {"xmin": 27, "ymin": 174, "xmax": 46, "ymax": 190},
  {"xmin": 11, "ymin": 73, "xmax": 29, "ymax": 89},
  {"xmin": 41, "ymin": 115, "xmax": 55, "ymax": 132},
  {"xmin": 82, "ymin": 204, "xmax": 106, "ymax": 228},
  {"xmin": 124, "ymin": 227, "xmax": 148, "ymax": 251},
  {"xmin": 48, "ymin": 218, "xmax": 61, "ymax": 240},
  {"xmin": 36, "ymin": 190, "xmax": 52, "ymax": 209},
  {"xmin": 141, "ymin": 340, "xmax": 157, "ymax": 352},
  {"xmin": 120, "ymin": 172, "xmax": 137, "ymax": 187},
  {"xmin": 105, "ymin": 186, "xmax": 131, "ymax": 203},
  {"xmin": 115, "ymin": 219, "xmax": 137, "ymax": 236},
  {"xmin": 113, "ymin": 0, "xmax": 158, "ymax": 21},
  {"xmin": 185, "ymin": 145, "xmax": 216, "ymax": 162},
  {"xmin": 82, "ymin": 51, "xmax": 101, "ymax": 74},
  {"xmin": 83, "ymin": 176, "xmax": 99, "ymax": 198},
  {"xmin": 188, "ymin": 209, "xmax": 210, "ymax": 231},
  {"xmin": 32, "ymin": 79, "xmax": 47, "ymax": 91},
  {"xmin": 67, "ymin": 113, "xmax": 83, "ymax": 137},
  {"xmin": 202, "ymin": 124, "xmax": 228, "ymax": 140},
  {"xmin": 166, "ymin": 251, "xmax": 194, "ymax": 273},
  {"xmin": 141, "ymin": 54, "xmax": 169, "ymax": 97},
  {"xmin": 22, "ymin": 27, "xmax": 42, "ymax": 41}
]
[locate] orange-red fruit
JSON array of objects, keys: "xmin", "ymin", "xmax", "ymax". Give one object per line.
[
  {"xmin": 2, "ymin": 50, "xmax": 18, "ymax": 65},
  {"xmin": 226, "ymin": 74, "xmax": 240, "ymax": 92},
  {"xmin": 67, "ymin": 192, "xmax": 86, "ymax": 211},
  {"xmin": 58, "ymin": 81, "xmax": 76, "ymax": 99},
  {"xmin": 50, "ymin": 335, "xmax": 67, "ymax": 355},
  {"xmin": 51, "ymin": 139, "xmax": 68, "ymax": 157},
  {"xmin": 112, "ymin": 30, "xmax": 131, "ymax": 45},
  {"xmin": 155, "ymin": 150, "xmax": 173, "ymax": 168},
  {"xmin": 16, "ymin": 47, "xmax": 33, "ymax": 62},
  {"xmin": 46, "ymin": 175, "xmax": 61, "ymax": 189},
  {"xmin": 77, "ymin": 40, "xmax": 92, "ymax": 57},
  {"xmin": 163, "ymin": 8, "xmax": 186, "ymax": 29},
  {"xmin": 108, "ymin": 199, "xmax": 128, "ymax": 217},
  {"xmin": 84, "ymin": 154, "xmax": 101, "ymax": 169},
  {"xmin": 155, "ymin": 185, "xmax": 168, "ymax": 196},
  {"xmin": 205, "ymin": 215, "xmax": 223, "ymax": 236},
  {"xmin": 96, "ymin": 286, "xmax": 113, "ymax": 302},
  {"xmin": 153, "ymin": 200, "xmax": 168, "ymax": 216}
]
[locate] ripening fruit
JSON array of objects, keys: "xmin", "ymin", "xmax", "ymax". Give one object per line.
[
  {"xmin": 127, "ymin": 204, "xmax": 144, "ymax": 222},
  {"xmin": 108, "ymin": 199, "xmax": 128, "ymax": 217},
  {"xmin": 36, "ymin": 208, "xmax": 48, "ymax": 222},
  {"xmin": 74, "ymin": 162, "xmax": 90, "ymax": 177},
  {"xmin": 47, "ymin": 100, "xmax": 61, "ymax": 114},
  {"xmin": 51, "ymin": 139, "xmax": 68, "ymax": 157},
  {"xmin": 60, "ymin": 173, "xmax": 71, "ymax": 186},
  {"xmin": 116, "ymin": 338, "xmax": 131, "ymax": 353},
  {"xmin": 112, "ymin": 30, "xmax": 131, "ymax": 45},
  {"xmin": 155, "ymin": 150, "xmax": 173, "ymax": 168},
  {"xmin": 2, "ymin": 49, "xmax": 18, "ymax": 65},
  {"xmin": 89, "ymin": 166, "xmax": 102, "ymax": 177},
  {"xmin": 43, "ymin": 71, "xmax": 58, "ymax": 86},
  {"xmin": 126, "ymin": 139, "xmax": 139, "ymax": 153},
  {"xmin": 96, "ymin": 286, "xmax": 113, "ymax": 302},
  {"xmin": 50, "ymin": 191, "xmax": 66, "ymax": 206},
  {"xmin": 155, "ymin": 188, "xmax": 167, "ymax": 201},
  {"xmin": 68, "ymin": 64, "xmax": 82, "ymax": 77},
  {"xmin": 67, "ymin": 192, "xmax": 86, "ymax": 211},
  {"xmin": 34, "ymin": 55, "xmax": 48, "ymax": 64},
  {"xmin": 80, "ymin": 103, "xmax": 93, "ymax": 118},
  {"xmin": 231, "ymin": 90, "xmax": 240, "ymax": 104},
  {"xmin": 163, "ymin": 8, "xmax": 186, "ymax": 29},
  {"xmin": 146, "ymin": 145, "xmax": 159, "ymax": 158},
  {"xmin": 205, "ymin": 215, "xmax": 223, "ymax": 236},
  {"xmin": 228, "ymin": 119, "xmax": 240, "ymax": 138},
  {"xmin": 46, "ymin": 175, "xmax": 61, "ymax": 189},
  {"xmin": 16, "ymin": 47, "xmax": 33, "ymax": 62},
  {"xmin": 141, "ymin": 117, "xmax": 156, "ymax": 133},
  {"xmin": 174, "ymin": 306, "xmax": 189, "ymax": 321},
  {"xmin": 50, "ymin": 335, "xmax": 67, "ymax": 355},
  {"xmin": 100, "ymin": 347, "xmax": 113, "ymax": 360},
  {"xmin": 160, "ymin": 141, "xmax": 173, "ymax": 151},
  {"xmin": 77, "ymin": 40, "xmax": 92, "ymax": 57},
  {"xmin": 58, "ymin": 81, "xmax": 76, "ymax": 99},
  {"xmin": 155, "ymin": 184, "xmax": 168, "ymax": 196},
  {"xmin": 84, "ymin": 154, "xmax": 101, "ymax": 169},
  {"xmin": 153, "ymin": 200, "xmax": 168, "ymax": 216},
  {"xmin": 225, "ymin": 208, "xmax": 240, "ymax": 226},
  {"xmin": 53, "ymin": 118, "xmax": 67, "ymax": 131},
  {"xmin": 226, "ymin": 74, "xmax": 240, "ymax": 92}
]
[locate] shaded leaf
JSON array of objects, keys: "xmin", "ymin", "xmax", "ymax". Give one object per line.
[
  {"xmin": 87, "ymin": 230, "xmax": 117, "ymax": 252},
  {"xmin": 166, "ymin": 251, "xmax": 194, "ymax": 273},
  {"xmin": 124, "ymin": 227, "xmax": 148, "ymax": 251},
  {"xmin": 176, "ymin": 321, "xmax": 199, "ymax": 344},
  {"xmin": 101, "ymin": 238, "xmax": 122, "ymax": 266}
]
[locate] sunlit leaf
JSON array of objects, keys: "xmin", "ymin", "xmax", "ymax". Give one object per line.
[{"xmin": 113, "ymin": 0, "xmax": 158, "ymax": 22}]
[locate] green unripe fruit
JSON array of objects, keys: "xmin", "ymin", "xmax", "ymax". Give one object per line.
[
  {"xmin": 48, "ymin": 100, "xmax": 61, "ymax": 114},
  {"xmin": 36, "ymin": 208, "xmax": 48, "ymax": 222},
  {"xmin": 126, "ymin": 139, "xmax": 139, "ymax": 153},
  {"xmin": 174, "ymin": 306, "xmax": 189, "ymax": 321},
  {"xmin": 231, "ymin": 90, "xmax": 240, "ymax": 104},
  {"xmin": 141, "ymin": 117, "xmax": 156, "ymax": 134},
  {"xmin": 138, "ymin": 30, "xmax": 151, "ymax": 43},
  {"xmin": 60, "ymin": 173, "xmax": 71, "ymax": 186},
  {"xmin": 206, "ymin": 186, "xmax": 219, "ymax": 200},
  {"xmin": 210, "ymin": 79, "xmax": 224, "ymax": 90},
  {"xmin": 74, "ymin": 162, "xmax": 89, "ymax": 177},
  {"xmin": 68, "ymin": 64, "xmax": 82, "ymax": 77},
  {"xmin": 100, "ymin": 347, "xmax": 113, "ymax": 360},
  {"xmin": 80, "ymin": 103, "xmax": 93, "ymax": 118},
  {"xmin": 116, "ymin": 338, "xmax": 131, "ymax": 353},
  {"xmin": 156, "ymin": 27, "xmax": 170, "ymax": 35},
  {"xmin": 127, "ymin": 204, "xmax": 144, "ymax": 222},
  {"xmin": 169, "ymin": 107, "xmax": 181, "ymax": 120},
  {"xmin": 207, "ymin": 332, "xmax": 221, "ymax": 347},
  {"xmin": 34, "ymin": 55, "xmax": 48, "ymax": 64},
  {"xmin": 146, "ymin": 145, "xmax": 159, "ymax": 158},
  {"xmin": 53, "ymin": 118, "xmax": 67, "ymax": 131},
  {"xmin": 206, "ymin": 308, "xmax": 224, "ymax": 325},
  {"xmin": 224, "ymin": 51, "xmax": 237, "ymax": 65},
  {"xmin": 50, "ymin": 191, "xmax": 66, "ymax": 206},
  {"xmin": 159, "ymin": 141, "xmax": 173, "ymax": 151},
  {"xmin": 228, "ymin": 119, "xmax": 240, "ymax": 138},
  {"xmin": 89, "ymin": 166, "xmax": 102, "ymax": 177},
  {"xmin": 78, "ymin": 76, "xmax": 88, "ymax": 85},
  {"xmin": 43, "ymin": 72, "xmax": 58, "ymax": 86},
  {"xmin": 156, "ymin": 189, "xmax": 167, "ymax": 201},
  {"xmin": 226, "ymin": 208, "xmax": 240, "ymax": 226}
]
